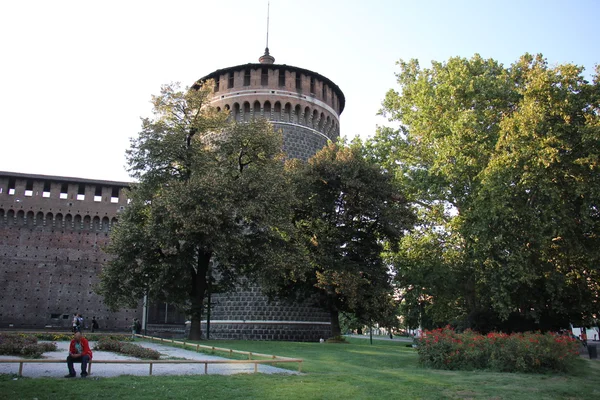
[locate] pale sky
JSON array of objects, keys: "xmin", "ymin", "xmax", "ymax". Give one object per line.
[{"xmin": 1, "ymin": 0, "xmax": 597, "ymax": 182}]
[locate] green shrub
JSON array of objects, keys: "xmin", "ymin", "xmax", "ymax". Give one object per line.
[
  {"xmin": 37, "ymin": 342, "xmax": 58, "ymax": 352},
  {"xmin": 33, "ymin": 332, "xmax": 133, "ymax": 342},
  {"xmin": 94, "ymin": 337, "xmax": 122, "ymax": 352},
  {"xmin": 94, "ymin": 337, "xmax": 160, "ymax": 360},
  {"xmin": 417, "ymin": 326, "xmax": 580, "ymax": 373},
  {"xmin": 19, "ymin": 344, "xmax": 45, "ymax": 358},
  {"xmin": 0, "ymin": 333, "xmax": 57, "ymax": 358}
]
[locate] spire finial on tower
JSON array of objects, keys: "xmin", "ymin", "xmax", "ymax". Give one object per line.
[
  {"xmin": 266, "ymin": 1, "xmax": 270, "ymax": 51},
  {"xmin": 259, "ymin": 1, "xmax": 275, "ymax": 64}
]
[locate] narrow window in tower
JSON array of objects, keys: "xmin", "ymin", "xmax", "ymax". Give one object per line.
[
  {"xmin": 77, "ymin": 184, "xmax": 85, "ymax": 201},
  {"xmin": 233, "ymin": 103, "xmax": 240, "ymax": 121},
  {"xmin": 261, "ymin": 68, "xmax": 268, "ymax": 86},
  {"xmin": 94, "ymin": 185, "xmax": 102, "ymax": 202},
  {"xmin": 279, "ymin": 70, "xmax": 285, "ymax": 86},
  {"xmin": 111, "ymin": 187, "xmax": 119, "ymax": 203},
  {"xmin": 244, "ymin": 70, "xmax": 251, "ymax": 86},
  {"xmin": 228, "ymin": 72, "xmax": 234, "ymax": 88},
  {"xmin": 310, "ymin": 77, "xmax": 315, "ymax": 94},
  {"xmin": 274, "ymin": 102, "xmax": 281, "ymax": 121},
  {"xmin": 25, "ymin": 180, "xmax": 33, "ymax": 197},
  {"xmin": 8, "ymin": 178, "xmax": 16, "ymax": 195},
  {"xmin": 284, "ymin": 103, "xmax": 291, "ymax": 122},
  {"xmin": 214, "ymin": 76, "xmax": 220, "ymax": 92},
  {"xmin": 42, "ymin": 181, "xmax": 51, "ymax": 198},
  {"xmin": 296, "ymin": 73, "xmax": 302, "ymax": 90},
  {"xmin": 322, "ymin": 84, "xmax": 327, "ymax": 101},
  {"xmin": 253, "ymin": 100, "xmax": 261, "ymax": 117},
  {"xmin": 243, "ymin": 102, "xmax": 251, "ymax": 122},
  {"xmin": 59, "ymin": 183, "xmax": 68, "ymax": 199}
]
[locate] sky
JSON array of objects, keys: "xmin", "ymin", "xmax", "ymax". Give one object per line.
[{"xmin": 1, "ymin": 0, "xmax": 598, "ymax": 182}]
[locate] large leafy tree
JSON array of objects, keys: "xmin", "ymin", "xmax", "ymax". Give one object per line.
[
  {"xmin": 263, "ymin": 141, "xmax": 415, "ymax": 337},
  {"xmin": 370, "ymin": 54, "xmax": 600, "ymax": 332},
  {"xmin": 98, "ymin": 83, "xmax": 294, "ymax": 340}
]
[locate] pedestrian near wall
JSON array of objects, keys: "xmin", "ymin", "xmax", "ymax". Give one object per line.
[{"xmin": 91, "ymin": 316, "xmax": 99, "ymax": 332}]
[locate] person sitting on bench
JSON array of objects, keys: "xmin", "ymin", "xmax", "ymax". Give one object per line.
[{"xmin": 65, "ymin": 332, "xmax": 93, "ymax": 378}]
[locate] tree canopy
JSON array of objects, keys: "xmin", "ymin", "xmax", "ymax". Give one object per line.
[
  {"xmin": 98, "ymin": 83, "xmax": 295, "ymax": 339},
  {"xmin": 369, "ymin": 54, "xmax": 600, "ymax": 332},
  {"xmin": 261, "ymin": 141, "xmax": 415, "ymax": 336}
]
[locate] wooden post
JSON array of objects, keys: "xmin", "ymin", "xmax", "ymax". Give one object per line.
[
  {"xmin": 88, "ymin": 361, "xmax": 92, "ymax": 375},
  {"xmin": 248, "ymin": 352, "xmax": 252, "ymax": 360},
  {"xmin": 149, "ymin": 363, "xmax": 153, "ymax": 376},
  {"xmin": 204, "ymin": 363, "xmax": 208, "ymax": 375},
  {"xmin": 254, "ymin": 363, "xmax": 258, "ymax": 373},
  {"xmin": 196, "ymin": 344, "xmax": 199, "ymax": 351},
  {"xmin": 298, "ymin": 361, "xmax": 303, "ymax": 373},
  {"xmin": 18, "ymin": 362, "xmax": 23, "ymax": 376}
]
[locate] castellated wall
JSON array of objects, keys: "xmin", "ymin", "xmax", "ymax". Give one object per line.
[
  {"xmin": 0, "ymin": 171, "xmax": 331, "ymax": 340},
  {"xmin": 199, "ymin": 62, "xmax": 345, "ymax": 160},
  {"xmin": 0, "ymin": 172, "xmax": 140, "ymax": 330}
]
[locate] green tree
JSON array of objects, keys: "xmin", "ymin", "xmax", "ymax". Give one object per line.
[
  {"xmin": 264, "ymin": 141, "xmax": 414, "ymax": 337},
  {"xmin": 98, "ymin": 83, "xmax": 294, "ymax": 340},
  {"xmin": 370, "ymin": 54, "xmax": 600, "ymax": 332}
]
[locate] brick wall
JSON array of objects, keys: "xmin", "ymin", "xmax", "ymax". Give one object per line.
[{"xmin": 0, "ymin": 221, "xmax": 141, "ymax": 330}]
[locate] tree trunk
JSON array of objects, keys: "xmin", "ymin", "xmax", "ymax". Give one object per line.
[
  {"xmin": 188, "ymin": 249, "xmax": 211, "ymax": 340},
  {"xmin": 329, "ymin": 308, "xmax": 341, "ymax": 337}
]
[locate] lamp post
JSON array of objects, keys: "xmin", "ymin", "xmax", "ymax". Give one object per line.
[{"xmin": 142, "ymin": 292, "xmax": 148, "ymax": 336}]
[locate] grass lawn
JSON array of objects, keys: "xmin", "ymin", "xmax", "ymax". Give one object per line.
[{"xmin": 1, "ymin": 337, "xmax": 599, "ymax": 399}]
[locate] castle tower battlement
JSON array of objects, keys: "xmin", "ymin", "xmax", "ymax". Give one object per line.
[{"xmin": 197, "ymin": 51, "xmax": 345, "ymax": 160}]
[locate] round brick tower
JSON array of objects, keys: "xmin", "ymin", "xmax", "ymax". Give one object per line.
[
  {"xmin": 190, "ymin": 49, "xmax": 346, "ymax": 341},
  {"xmin": 197, "ymin": 48, "xmax": 345, "ymax": 160}
]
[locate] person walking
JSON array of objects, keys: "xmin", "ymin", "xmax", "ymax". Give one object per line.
[
  {"xmin": 72, "ymin": 313, "xmax": 79, "ymax": 333},
  {"xmin": 581, "ymin": 329, "xmax": 588, "ymax": 347},
  {"xmin": 91, "ymin": 317, "xmax": 99, "ymax": 333}
]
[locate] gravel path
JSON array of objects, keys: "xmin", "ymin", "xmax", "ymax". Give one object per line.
[{"xmin": 0, "ymin": 341, "xmax": 300, "ymax": 378}]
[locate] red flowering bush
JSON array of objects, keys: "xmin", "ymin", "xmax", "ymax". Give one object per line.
[{"xmin": 416, "ymin": 326, "xmax": 580, "ymax": 373}]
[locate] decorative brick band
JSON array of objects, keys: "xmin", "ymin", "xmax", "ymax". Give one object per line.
[{"xmin": 210, "ymin": 88, "xmax": 340, "ymax": 118}]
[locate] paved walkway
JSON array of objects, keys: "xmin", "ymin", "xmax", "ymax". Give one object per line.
[{"xmin": 0, "ymin": 341, "xmax": 299, "ymax": 378}]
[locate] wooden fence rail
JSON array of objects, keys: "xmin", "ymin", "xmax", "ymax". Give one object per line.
[
  {"xmin": 135, "ymin": 334, "xmax": 300, "ymax": 362},
  {"xmin": 0, "ymin": 334, "xmax": 303, "ymax": 377},
  {"xmin": 0, "ymin": 357, "xmax": 303, "ymax": 377}
]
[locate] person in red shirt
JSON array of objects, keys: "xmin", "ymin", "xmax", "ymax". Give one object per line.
[{"xmin": 65, "ymin": 332, "xmax": 93, "ymax": 378}]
